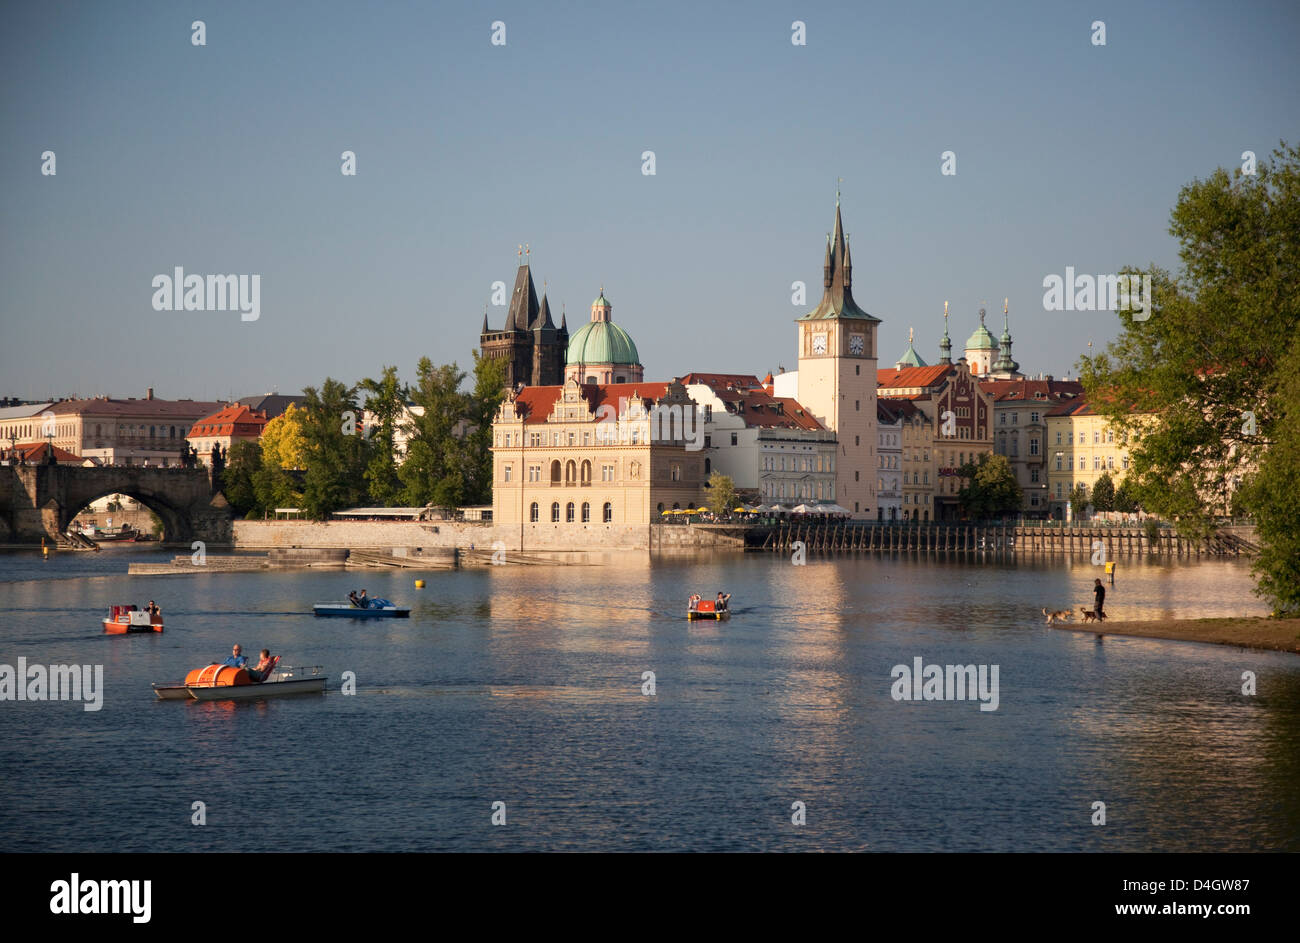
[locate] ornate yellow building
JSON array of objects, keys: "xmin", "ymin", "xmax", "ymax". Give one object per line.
[
  {"xmin": 1046, "ymin": 398, "xmax": 1152, "ymax": 519},
  {"xmin": 491, "ymin": 378, "xmax": 706, "ymax": 547}
]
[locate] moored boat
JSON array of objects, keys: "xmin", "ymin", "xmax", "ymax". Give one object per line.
[
  {"xmin": 153, "ymin": 658, "xmax": 326, "ymax": 700},
  {"xmin": 103, "ymin": 604, "xmax": 163, "ymax": 634},
  {"xmin": 313, "ymin": 600, "xmax": 409, "ymax": 618}
]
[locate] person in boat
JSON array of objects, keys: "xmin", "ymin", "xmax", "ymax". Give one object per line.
[
  {"xmin": 220, "ymin": 644, "xmax": 248, "ymax": 668},
  {"xmin": 357, "ymin": 589, "xmax": 370, "ymax": 609},
  {"xmin": 688, "ymin": 594, "xmax": 699, "ymax": 612},
  {"xmin": 716, "ymin": 592, "xmax": 731, "ymax": 612},
  {"xmin": 348, "ymin": 590, "xmax": 362, "ymax": 608},
  {"xmin": 146, "ymin": 600, "xmax": 161, "ymax": 619},
  {"xmin": 246, "ymin": 649, "xmax": 274, "ymax": 682}
]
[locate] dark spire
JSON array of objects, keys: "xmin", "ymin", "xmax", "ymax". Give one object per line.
[
  {"xmin": 559, "ymin": 305, "xmax": 568, "ymax": 333},
  {"xmin": 535, "ymin": 294, "xmax": 555, "ymax": 331},
  {"xmin": 506, "ymin": 262, "xmax": 540, "ymax": 332},
  {"xmin": 802, "ymin": 200, "xmax": 879, "ymax": 323},
  {"xmin": 823, "ymin": 236, "xmax": 832, "ymax": 289},
  {"xmin": 481, "ymin": 307, "xmax": 489, "ymax": 335}
]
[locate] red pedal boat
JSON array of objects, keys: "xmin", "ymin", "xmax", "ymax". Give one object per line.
[
  {"xmin": 103, "ymin": 604, "xmax": 163, "ymax": 634},
  {"xmin": 686, "ymin": 597, "xmax": 730, "ymax": 620}
]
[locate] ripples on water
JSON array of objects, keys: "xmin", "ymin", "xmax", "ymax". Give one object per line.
[{"xmin": 0, "ymin": 547, "xmax": 1296, "ymax": 852}]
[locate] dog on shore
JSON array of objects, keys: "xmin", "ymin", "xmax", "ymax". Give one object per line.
[
  {"xmin": 1042, "ymin": 608, "xmax": 1072, "ymax": 624},
  {"xmin": 1080, "ymin": 607, "xmax": 1108, "ymax": 623}
]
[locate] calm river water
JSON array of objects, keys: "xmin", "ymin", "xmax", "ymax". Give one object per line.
[{"xmin": 1, "ymin": 546, "xmax": 1296, "ymax": 852}]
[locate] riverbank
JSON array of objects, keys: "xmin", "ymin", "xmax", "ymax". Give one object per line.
[{"xmin": 1053, "ymin": 616, "xmax": 1300, "ymax": 654}]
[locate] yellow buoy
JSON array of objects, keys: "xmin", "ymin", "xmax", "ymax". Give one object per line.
[{"xmin": 414, "ymin": 579, "xmax": 425, "ymax": 589}]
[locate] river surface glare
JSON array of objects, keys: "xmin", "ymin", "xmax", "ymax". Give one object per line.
[{"xmin": 1, "ymin": 547, "xmax": 1296, "ymax": 852}]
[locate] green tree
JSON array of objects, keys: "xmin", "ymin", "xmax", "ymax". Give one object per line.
[
  {"xmin": 1114, "ymin": 477, "xmax": 1138, "ymax": 514},
  {"xmin": 1092, "ymin": 472, "xmax": 1115, "ymax": 512},
  {"xmin": 1239, "ymin": 332, "xmax": 1300, "ymax": 612},
  {"xmin": 1068, "ymin": 483, "xmax": 1089, "ymax": 521},
  {"xmin": 707, "ymin": 472, "xmax": 737, "ymax": 516},
  {"xmin": 300, "ymin": 378, "xmax": 367, "ymax": 519},
  {"xmin": 359, "ymin": 365, "xmax": 406, "ymax": 506},
  {"xmin": 1079, "ymin": 142, "xmax": 1299, "ymax": 608},
  {"xmin": 221, "ymin": 440, "xmax": 263, "ymax": 516},
  {"xmin": 458, "ymin": 353, "xmax": 507, "ymax": 505},
  {"xmin": 400, "ymin": 358, "xmax": 466, "ymax": 508},
  {"xmin": 957, "ymin": 453, "xmax": 1022, "ymax": 519}
]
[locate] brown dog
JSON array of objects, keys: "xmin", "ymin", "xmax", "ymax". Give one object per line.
[
  {"xmin": 1042, "ymin": 608, "xmax": 1072, "ymax": 624},
  {"xmin": 1080, "ymin": 607, "xmax": 1103, "ymax": 623}
]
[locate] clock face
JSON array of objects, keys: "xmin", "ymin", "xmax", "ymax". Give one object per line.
[
  {"xmin": 849, "ymin": 334, "xmax": 864, "ymax": 355},
  {"xmin": 812, "ymin": 332, "xmax": 828, "ymax": 355}
]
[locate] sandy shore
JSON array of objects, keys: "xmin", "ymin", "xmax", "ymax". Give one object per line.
[{"xmin": 1053, "ymin": 617, "xmax": 1300, "ymax": 654}]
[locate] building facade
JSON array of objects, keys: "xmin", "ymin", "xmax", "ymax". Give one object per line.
[
  {"xmin": 0, "ymin": 393, "xmax": 227, "ymax": 467},
  {"xmin": 681, "ymin": 373, "xmax": 836, "ymax": 504},
  {"xmin": 491, "ymin": 378, "xmax": 706, "ymax": 540},
  {"xmin": 980, "ymin": 377, "xmax": 1083, "ymax": 517},
  {"xmin": 186, "ymin": 404, "xmax": 270, "ymax": 465},
  {"xmin": 875, "ymin": 401, "xmax": 903, "ymax": 520},
  {"xmin": 1046, "ymin": 398, "xmax": 1151, "ymax": 520}
]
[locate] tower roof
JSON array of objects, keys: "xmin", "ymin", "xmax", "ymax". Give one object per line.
[
  {"xmin": 535, "ymin": 295, "xmax": 556, "ymax": 331},
  {"xmin": 799, "ymin": 200, "xmax": 880, "ymax": 323},
  {"xmin": 896, "ymin": 327, "xmax": 928, "ymax": 368},
  {"xmin": 506, "ymin": 263, "xmax": 540, "ymax": 331},
  {"xmin": 965, "ymin": 307, "xmax": 998, "ymax": 350}
]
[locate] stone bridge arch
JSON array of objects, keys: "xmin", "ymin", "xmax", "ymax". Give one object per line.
[{"xmin": 1, "ymin": 465, "xmax": 233, "ymax": 547}]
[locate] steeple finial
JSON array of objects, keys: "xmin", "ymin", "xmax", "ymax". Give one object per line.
[{"xmin": 909, "ymin": 326, "xmax": 914, "ymax": 344}]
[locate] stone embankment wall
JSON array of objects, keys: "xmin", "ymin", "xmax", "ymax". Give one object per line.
[{"xmin": 233, "ymin": 520, "xmax": 748, "ymax": 554}]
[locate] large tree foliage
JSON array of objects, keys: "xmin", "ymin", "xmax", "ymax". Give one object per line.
[
  {"xmin": 359, "ymin": 365, "xmax": 406, "ymax": 506},
  {"xmin": 221, "ymin": 440, "xmax": 262, "ymax": 517},
  {"xmin": 260, "ymin": 403, "xmax": 308, "ymax": 469},
  {"xmin": 1091, "ymin": 472, "xmax": 1115, "ymax": 512},
  {"xmin": 460, "ymin": 353, "xmax": 507, "ymax": 505},
  {"xmin": 400, "ymin": 358, "xmax": 467, "ymax": 508},
  {"xmin": 1080, "ymin": 142, "xmax": 1299, "ymax": 609},
  {"xmin": 957, "ymin": 453, "xmax": 1022, "ymax": 519},
  {"xmin": 300, "ymin": 378, "xmax": 367, "ymax": 519}
]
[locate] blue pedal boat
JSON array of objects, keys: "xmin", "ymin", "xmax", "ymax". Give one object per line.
[{"xmin": 313, "ymin": 599, "xmax": 410, "ymax": 618}]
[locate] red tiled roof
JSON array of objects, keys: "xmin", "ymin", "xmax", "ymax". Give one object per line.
[
  {"xmin": 978, "ymin": 378, "xmax": 1084, "ymax": 402},
  {"xmin": 11, "ymin": 442, "xmax": 83, "ymax": 463},
  {"xmin": 187, "ymin": 404, "xmax": 269, "ymax": 438},
  {"xmin": 681, "ymin": 372, "xmax": 764, "ymax": 391},
  {"xmin": 877, "ymin": 365, "xmax": 952, "ymax": 390},
  {"xmin": 878, "ymin": 397, "xmax": 930, "ymax": 421},
  {"xmin": 509, "ymin": 383, "xmax": 672, "ymax": 424}
]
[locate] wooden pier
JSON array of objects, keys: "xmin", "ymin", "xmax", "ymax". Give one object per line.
[{"xmin": 756, "ymin": 523, "xmax": 1257, "ymax": 557}]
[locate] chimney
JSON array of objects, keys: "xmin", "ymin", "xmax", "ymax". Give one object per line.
[{"xmin": 147, "ymin": 388, "xmax": 154, "ymax": 400}]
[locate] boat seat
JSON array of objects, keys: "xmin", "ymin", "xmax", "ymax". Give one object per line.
[{"xmin": 253, "ymin": 655, "xmax": 281, "ymax": 682}]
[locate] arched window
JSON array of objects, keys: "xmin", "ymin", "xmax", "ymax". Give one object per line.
[
  {"xmin": 550, "ymin": 460, "xmax": 561, "ymax": 484},
  {"xmin": 565, "ymin": 460, "xmax": 577, "ymax": 484},
  {"xmin": 581, "ymin": 502, "xmax": 590, "ymax": 522},
  {"xmin": 530, "ymin": 502, "xmax": 539, "ymax": 522},
  {"xmin": 602, "ymin": 502, "xmax": 613, "ymax": 523},
  {"xmin": 704, "ymin": 458, "xmax": 711, "ymax": 474},
  {"xmin": 551, "ymin": 502, "xmax": 560, "ymax": 522},
  {"xmin": 566, "ymin": 502, "xmax": 575, "ymax": 522},
  {"xmin": 581, "ymin": 460, "xmax": 591, "ymax": 484}
]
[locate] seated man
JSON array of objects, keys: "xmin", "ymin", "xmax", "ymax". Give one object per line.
[
  {"xmin": 220, "ymin": 644, "xmax": 248, "ymax": 668},
  {"xmin": 357, "ymin": 589, "xmax": 370, "ymax": 609},
  {"xmin": 348, "ymin": 590, "xmax": 362, "ymax": 608},
  {"xmin": 146, "ymin": 600, "xmax": 161, "ymax": 619},
  {"xmin": 246, "ymin": 649, "xmax": 274, "ymax": 682},
  {"xmin": 688, "ymin": 594, "xmax": 699, "ymax": 611},
  {"xmin": 716, "ymin": 592, "xmax": 731, "ymax": 611}
]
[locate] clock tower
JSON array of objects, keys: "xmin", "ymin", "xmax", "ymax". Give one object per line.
[{"xmin": 795, "ymin": 198, "xmax": 881, "ymax": 518}]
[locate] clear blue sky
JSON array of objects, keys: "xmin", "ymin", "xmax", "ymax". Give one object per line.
[{"xmin": 2, "ymin": 0, "xmax": 1297, "ymax": 401}]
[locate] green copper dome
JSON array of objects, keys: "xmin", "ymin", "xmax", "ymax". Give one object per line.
[
  {"xmin": 566, "ymin": 320, "xmax": 640, "ymax": 366},
  {"xmin": 965, "ymin": 323, "xmax": 998, "ymax": 350},
  {"xmin": 593, "ymin": 292, "xmax": 611, "ymax": 308}
]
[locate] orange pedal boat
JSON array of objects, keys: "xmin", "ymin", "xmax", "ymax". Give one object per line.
[{"xmin": 103, "ymin": 604, "xmax": 163, "ymax": 634}]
